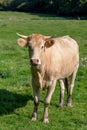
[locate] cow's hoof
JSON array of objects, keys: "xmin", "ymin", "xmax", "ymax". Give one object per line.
[
  {"xmin": 43, "ymin": 118, "xmax": 49, "ymax": 123},
  {"xmin": 58, "ymin": 103, "xmax": 64, "ymax": 107},
  {"xmin": 31, "ymin": 117, "xmax": 37, "ymax": 121},
  {"xmin": 67, "ymin": 103, "xmax": 73, "ymax": 107}
]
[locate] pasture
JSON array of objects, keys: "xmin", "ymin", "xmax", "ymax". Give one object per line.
[{"xmin": 0, "ymin": 11, "xmax": 87, "ymax": 130}]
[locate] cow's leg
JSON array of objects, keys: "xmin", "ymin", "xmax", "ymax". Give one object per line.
[
  {"xmin": 67, "ymin": 66, "xmax": 78, "ymax": 107},
  {"xmin": 32, "ymin": 86, "xmax": 40, "ymax": 121},
  {"xmin": 58, "ymin": 79, "xmax": 65, "ymax": 107},
  {"xmin": 64, "ymin": 78, "xmax": 69, "ymax": 94},
  {"xmin": 43, "ymin": 80, "xmax": 56, "ymax": 123}
]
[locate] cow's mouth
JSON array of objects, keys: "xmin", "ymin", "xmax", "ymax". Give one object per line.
[{"xmin": 31, "ymin": 63, "xmax": 38, "ymax": 66}]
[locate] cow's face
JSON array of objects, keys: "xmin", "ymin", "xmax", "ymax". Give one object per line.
[{"xmin": 17, "ymin": 33, "xmax": 54, "ymax": 66}]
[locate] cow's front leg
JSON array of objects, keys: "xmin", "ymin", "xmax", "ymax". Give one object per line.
[
  {"xmin": 32, "ymin": 86, "xmax": 40, "ymax": 121},
  {"xmin": 43, "ymin": 80, "xmax": 56, "ymax": 123}
]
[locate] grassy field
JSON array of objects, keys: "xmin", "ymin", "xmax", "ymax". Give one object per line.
[{"xmin": 0, "ymin": 11, "xmax": 87, "ymax": 130}]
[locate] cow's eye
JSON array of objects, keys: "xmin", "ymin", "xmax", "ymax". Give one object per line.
[{"xmin": 41, "ymin": 45, "xmax": 44, "ymax": 50}]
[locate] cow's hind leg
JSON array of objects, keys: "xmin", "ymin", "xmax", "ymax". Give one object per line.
[
  {"xmin": 32, "ymin": 87, "xmax": 40, "ymax": 121},
  {"xmin": 67, "ymin": 66, "xmax": 79, "ymax": 107},
  {"xmin": 64, "ymin": 78, "xmax": 69, "ymax": 94},
  {"xmin": 59, "ymin": 78, "xmax": 69, "ymax": 107}
]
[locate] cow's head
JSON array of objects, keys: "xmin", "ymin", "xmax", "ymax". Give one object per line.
[{"xmin": 17, "ymin": 33, "xmax": 54, "ymax": 66}]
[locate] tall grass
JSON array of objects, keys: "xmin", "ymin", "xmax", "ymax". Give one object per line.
[{"xmin": 0, "ymin": 11, "xmax": 87, "ymax": 130}]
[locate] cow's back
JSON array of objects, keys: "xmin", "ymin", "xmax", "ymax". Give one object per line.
[{"xmin": 41, "ymin": 36, "xmax": 79, "ymax": 79}]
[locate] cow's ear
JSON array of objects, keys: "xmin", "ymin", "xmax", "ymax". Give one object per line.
[
  {"xmin": 45, "ymin": 39, "xmax": 54, "ymax": 48},
  {"xmin": 17, "ymin": 38, "xmax": 27, "ymax": 47}
]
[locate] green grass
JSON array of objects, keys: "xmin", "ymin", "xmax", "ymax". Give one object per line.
[{"xmin": 0, "ymin": 11, "xmax": 87, "ymax": 130}]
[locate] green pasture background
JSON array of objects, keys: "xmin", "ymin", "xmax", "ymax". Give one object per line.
[{"xmin": 0, "ymin": 11, "xmax": 87, "ymax": 130}]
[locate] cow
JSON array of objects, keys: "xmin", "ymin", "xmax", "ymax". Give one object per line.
[{"xmin": 17, "ymin": 33, "xmax": 79, "ymax": 123}]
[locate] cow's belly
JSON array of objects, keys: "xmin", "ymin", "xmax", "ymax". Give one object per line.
[
  {"xmin": 36, "ymin": 63, "xmax": 75, "ymax": 89},
  {"xmin": 34, "ymin": 57, "xmax": 78, "ymax": 89},
  {"xmin": 53, "ymin": 62, "xmax": 78, "ymax": 79}
]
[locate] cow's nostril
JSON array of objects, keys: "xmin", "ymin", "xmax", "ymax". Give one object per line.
[
  {"xmin": 37, "ymin": 59, "xmax": 39, "ymax": 63},
  {"xmin": 30, "ymin": 59, "xmax": 33, "ymax": 64}
]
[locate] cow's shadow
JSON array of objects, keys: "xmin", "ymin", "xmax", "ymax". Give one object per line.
[{"xmin": 0, "ymin": 89, "xmax": 33, "ymax": 115}]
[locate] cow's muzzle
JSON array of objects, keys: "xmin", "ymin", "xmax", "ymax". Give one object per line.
[{"xmin": 30, "ymin": 59, "xmax": 41, "ymax": 66}]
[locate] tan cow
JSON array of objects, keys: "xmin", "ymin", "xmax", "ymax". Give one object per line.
[{"xmin": 17, "ymin": 33, "xmax": 79, "ymax": 123}]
